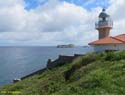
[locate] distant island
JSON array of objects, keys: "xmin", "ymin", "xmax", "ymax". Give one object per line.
[
  {"xmin": 57, "ymin": 44, "xmax": 75, "ymax": 48},
  {"xmin": 83, "ymin": 45, "xmax": 89, "ymax": 48}
]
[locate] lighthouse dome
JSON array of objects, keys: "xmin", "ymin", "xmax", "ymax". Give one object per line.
[{"xmin": 99, "ymin": 8, "xmax": 109, "ymax": 18}]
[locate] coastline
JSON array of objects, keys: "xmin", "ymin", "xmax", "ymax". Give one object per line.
[
  {"xmin": 1, "ymin": 51, "xmax": 125, "ymax": 95},
  {"xmin": 20, "ymin": 54, "xmax": 85, "ymax": 81}
]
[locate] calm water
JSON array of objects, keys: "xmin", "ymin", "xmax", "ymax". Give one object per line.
[{"xmin": 0, "ymin": 46, "xmax": 93, "ymax": 85}]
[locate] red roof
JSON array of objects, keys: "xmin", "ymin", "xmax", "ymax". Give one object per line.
[
  {"xmin": 115, "ymin": 34, "xmax": 125, "ymax": 42},
  {"xmin": 89, "ymin": 34, "xmax": 125, "ymax": 45}
]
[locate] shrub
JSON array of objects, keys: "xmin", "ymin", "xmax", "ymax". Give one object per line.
[
  {"xmin": 79, "ymin": 79, "xmax": 101, "ymax": 89},
  {"xmin": 105, "ymin": 51, "xmax": 125, "ymax": 61},
  {"xmin": 64, "ymin": 54, "xmax": 97, "ymax": 81}
]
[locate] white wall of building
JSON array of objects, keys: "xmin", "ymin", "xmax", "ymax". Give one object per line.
[{"xmin": 93, "ymin": 44, "xmax": 125, "ymax": 52}]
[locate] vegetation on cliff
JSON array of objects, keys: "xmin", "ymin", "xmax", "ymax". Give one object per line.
[{"xmin": 0, "ymin": 51, "xmax": 125, "ymax": 95}]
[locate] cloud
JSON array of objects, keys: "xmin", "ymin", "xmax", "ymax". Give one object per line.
[
  {"xmin": 0, "ymin": 0, "xmax": 125, "ymax": 46},
  {"xmin": 0, "ymin": 0, "xmax": 99, "ymax": 45},
  {"xmin": 0, "ymin": 0, "xmax": 24, "ymax": 7},
  {"xmin": 84, "ymin": 0, "xmax": 96, "ymax": 6},
  {"xmin": 38, "ymin": 2, "xmax": 89, "ymax": 32},
  {"xmin": 0, "ymin": 0, "xmax": 26, "ymax": 33},
  {"xmin": 108, "ymin": 0, "xmax": 125, "ymax": 36}
]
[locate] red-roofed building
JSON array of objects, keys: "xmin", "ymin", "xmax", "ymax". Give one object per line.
[
  {"xmin": 89, "ymin": 35, "xmax": 125, "ymax": 52},
  {"xmin": 89, "ymin": 9, "xmax": 125, "ymax": 52}
]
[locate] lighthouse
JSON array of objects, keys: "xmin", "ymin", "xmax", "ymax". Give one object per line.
[
  {"xmin": 95, "ymin": 8, "xmax": 113, "ymax": 39},
  {"xmin": 89, "ymin": 8, "xmax": 125, "ymax": 52}
]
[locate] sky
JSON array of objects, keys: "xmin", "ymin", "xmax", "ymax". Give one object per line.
[{"xmin": 0, "ymin": 0, "xmax": 125, "ymax": 46}]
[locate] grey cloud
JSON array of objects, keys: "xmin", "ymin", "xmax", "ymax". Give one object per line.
[{"xmin": 0, "ymin": 0, "xmax": 125, "ymax": 46}]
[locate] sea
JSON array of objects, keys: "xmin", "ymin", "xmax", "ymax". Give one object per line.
[{"xmin": 0, "ymin": 46, "xmax": 93, "ymax": 86}]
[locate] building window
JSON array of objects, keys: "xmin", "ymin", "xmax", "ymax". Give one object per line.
[{"xmin": 114, "ymin": 44, "xmax": 117, "ymax": 47}]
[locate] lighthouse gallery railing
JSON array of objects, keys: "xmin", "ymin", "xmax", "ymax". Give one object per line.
[{"xmin": 95, "ymin": 20, "xmax": 113, "ymax": 29}]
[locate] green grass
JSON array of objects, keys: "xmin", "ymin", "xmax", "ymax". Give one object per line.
[{"xmin": 0, "ymin": 51, "xmax": 125, "ymax": 95}]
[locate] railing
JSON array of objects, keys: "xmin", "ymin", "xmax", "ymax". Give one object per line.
[{"xmin": 95, "ymin": 20, "xmax": 113, "ymax": 29}]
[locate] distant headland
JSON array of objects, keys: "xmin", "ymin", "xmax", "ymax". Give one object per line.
[{"xmin": 57, "ymin": 44, "xmax": 75, "ymax": 48}]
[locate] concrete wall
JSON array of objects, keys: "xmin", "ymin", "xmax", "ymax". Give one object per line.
[
  {"xmin": 21, "ymin": 54, "xmax": 84, "ymax": 80},
  {"xmin": 93, "ymin": 44, "xmax": 125, "ymax": 52},
  {"xmin": 47, "ymin": 54, "xmax": 84, "ymax": 69},
  {"xmin": 47, "ymin": 55, "xmax": 75, "ymax": 69},
  {"xmin": 21, "ymin": 68, "xmax": 46, "ymax": 80}
]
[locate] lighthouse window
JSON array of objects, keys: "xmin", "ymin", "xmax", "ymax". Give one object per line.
[
  {"xmin": 99, "ymin": 17, "xmax": 103, "ymax": 21},
  {"xmin": 103, "ymin": 17, "xmax": 106, "ymax": 21},
  {"xmin": 106, "ymin": 17, "xmax": 109, "ymax": 21},
  {"xmin": 114, "ymin": 44, "xmax": 117, "ymax": 47}
]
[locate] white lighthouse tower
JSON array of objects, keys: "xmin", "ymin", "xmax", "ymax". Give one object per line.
[
  {"xmin": 89, "ymin": 8, "xmax": 125, "ymax": 52},
  {"xmin": 95, "ymin": 8, "xmax": 113, "ymax": 39}
]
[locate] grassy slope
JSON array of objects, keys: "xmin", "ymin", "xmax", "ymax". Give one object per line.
[{"xmin": 0, "ymin": 51, "xmax": 125, "ymax": 95}]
